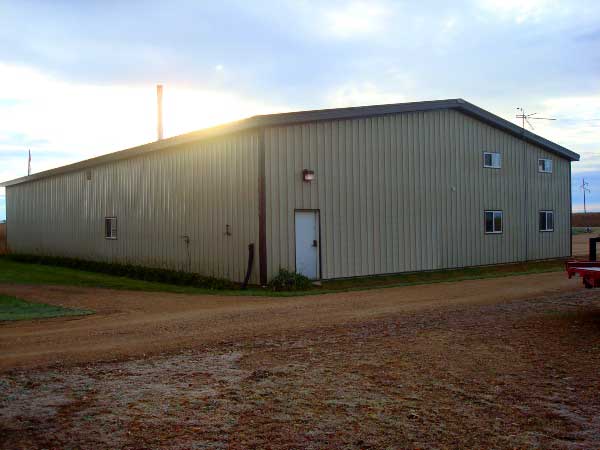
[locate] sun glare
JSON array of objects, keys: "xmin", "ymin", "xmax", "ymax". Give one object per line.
[{"xmin": 0, "ymin": 63, "xmax": 286, "ymax": 174}]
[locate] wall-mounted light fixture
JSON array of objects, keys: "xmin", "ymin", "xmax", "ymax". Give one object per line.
[{"xmin": 302, "ymin": 169, "xmax": 315, "ymax": 182}]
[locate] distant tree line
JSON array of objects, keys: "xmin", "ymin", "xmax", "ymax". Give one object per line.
[{"xmin": 572, "ymin": 212, "xmax": 600, "ymax": 227}]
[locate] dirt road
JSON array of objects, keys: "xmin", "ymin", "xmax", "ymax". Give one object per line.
[
  {"xmin": 1, "ymin": 272, "xmax": 599, "ymax": 449},
  {"xmin": 0, "ymin": 271, "xmax": 583, "ymax": 371}
]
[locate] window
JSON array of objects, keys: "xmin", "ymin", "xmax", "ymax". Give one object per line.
[
  {"xmin": 483, "ymin": 152, "xmax": 501, "ymax": 169},
  {"xmin": 538, "ymin": 158, "xmax": 553, "ymax": 173},
  {"xmin": 105, "ymin": 217, "xmax": 117, "ymax": 239},
  {"xmin": 485, "ymin": 210, "xmax": 503, "ymax": 234},
  {"xmin": 539, "ymin": 210, "xmax": 554, "ymax": 232}
]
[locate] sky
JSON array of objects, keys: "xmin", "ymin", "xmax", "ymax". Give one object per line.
[{"xmin": 0, "ymin": 0, "xmax": 599, "ymax": 221}]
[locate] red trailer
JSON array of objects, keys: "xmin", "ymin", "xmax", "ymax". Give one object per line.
[{"xmin": 566, "ymin": 260, "xmax": 600, "ymax": 289}]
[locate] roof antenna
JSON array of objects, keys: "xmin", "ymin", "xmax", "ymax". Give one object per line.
[
  {"xmin": 516, "ymin": 107, "xmax": 556, "ymax": 131},
  {"xmin": 157, "ymin": 84, "xmax": 164, "ymax": 140}
]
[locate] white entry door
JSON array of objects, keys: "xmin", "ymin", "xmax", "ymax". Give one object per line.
[{"xmin": 295, "ymin": 210, "xmax": 319, "ymax": 279}]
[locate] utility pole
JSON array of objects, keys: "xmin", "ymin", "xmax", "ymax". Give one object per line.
[
  {"xmin": 581, "ymin": 178, "xmax": 591, "ymax": 231},
  {"xmin": 581, "ymin": 178, "xmax": 591, "ymax": 214}
]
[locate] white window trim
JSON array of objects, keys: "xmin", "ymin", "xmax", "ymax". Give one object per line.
[
  {"xmin": 484, "ymin": 210, "xmax": 503, "ymax": 234},
  {"xmin": 483, "ymin": 152, "xmax": 501, "ymax": 169},
  {"xmin": 105, "ymin": 217, "xmax": 117, "ymax": 240},
  {"xmin": 538, "ymin": 158, "xmax": 553, "ymax": 173},
  {"xmin": 539, "ymin": 210, "xmax": 554, "ymax": 232}
]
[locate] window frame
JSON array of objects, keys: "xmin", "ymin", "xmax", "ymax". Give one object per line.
[
  {"xmin": 483, "ymin": 151, "xmax": 501, "ymax": 169},
  {"xmin": 104, "ymin": 217, "xmax": 117, "ymax": 240},
  {"xmin": 484, "ymin": 210, "xmax": 503, "ymax": 234},
  {"xmin": 538, "ymin": 158, "xmax": 553, "ymax": 173},
  {"xmin": 539, "ymin": 210, "xmax": 554, "ymax": 232}
]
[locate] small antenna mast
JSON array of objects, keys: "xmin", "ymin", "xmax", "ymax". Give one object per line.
[
  {"xmin": 157, "ymin": 84, "xmax": 164, "ymax": 141},
  {"xmin": 516, "ymin": 107, "xmax": 557, "ymax": 131}
]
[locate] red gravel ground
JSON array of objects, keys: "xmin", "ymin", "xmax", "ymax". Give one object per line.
[{"xmin": 1, "ymin": 273, "xmax": 599, "ymax": 449}]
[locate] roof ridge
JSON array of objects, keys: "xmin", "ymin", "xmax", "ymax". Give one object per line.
[{"xmin": 0, "ymin": 98, "xmax": 579, "ymax": 187}]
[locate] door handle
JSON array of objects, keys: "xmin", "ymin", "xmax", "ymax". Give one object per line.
[{"xmin": 312, "ymin": 240, "xmax": 318, "ymax": 247}]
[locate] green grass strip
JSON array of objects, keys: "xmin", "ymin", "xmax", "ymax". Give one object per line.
[
  {"xmin": 0, "ymin": 295, "xmax": 93, "ymax": 321},
  {"xmin": 0, "ymin": 256, "xmax": 566, "ymax": 297}
]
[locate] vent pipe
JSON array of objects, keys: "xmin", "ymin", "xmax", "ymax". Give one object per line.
[{"xmin": 156, "ymin": 84, "xmax": 164, "ymax": 140}]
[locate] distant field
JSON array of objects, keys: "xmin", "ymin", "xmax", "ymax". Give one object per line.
[{"xmin": 572, "ymin": 212, "xmax": 600, "ymax": 227}]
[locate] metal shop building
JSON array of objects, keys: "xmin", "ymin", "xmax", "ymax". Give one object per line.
[{"xmin": 1, "ymin": 99, "xmax": 580, "ymax": 284}]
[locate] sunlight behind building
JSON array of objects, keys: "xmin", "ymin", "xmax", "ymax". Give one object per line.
[{"xmin": 0, "ymin": 63, "xmax": 287, "ymax": 175}]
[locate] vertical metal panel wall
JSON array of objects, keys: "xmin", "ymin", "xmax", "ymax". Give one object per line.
[
  {"xmin": 6, "ymin": 132, "xmax": 261, "ymax": 283},
  {"xmin": 264, "ymin": 109, "xmax": 570, "ymax": 280}
]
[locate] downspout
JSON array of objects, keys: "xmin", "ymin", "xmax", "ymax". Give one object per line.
[{"xmin": 241, "ymin": 243, "xmax": 255, "ymax": 289}]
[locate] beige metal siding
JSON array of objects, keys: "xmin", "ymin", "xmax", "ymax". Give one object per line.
[
  {"xmin": 5, "ymin": 108, "xmax": 571, "ymax": 284},
  {"xmin": 6, "ymin": 132, "xmax": 261, "ymax": 283},
  {"xmin": 526, "ymin": 148, "xmax": 570, "ymax": 260},
  {"xmin": 264, "ymin": 109, "xmax": 571, "ymax": 280}
]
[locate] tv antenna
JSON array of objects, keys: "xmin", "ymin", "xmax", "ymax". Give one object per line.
[
  {"xmin": 516, "ymin": 107, "xmax": 556, "ymax": 131},
  {"xmin": 581, "ymin": 178, "xmax": 591, "ymax": 215}
]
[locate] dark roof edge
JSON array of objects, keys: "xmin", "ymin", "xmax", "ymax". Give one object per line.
[{"xmin": 0, "ymin": 98, "xmax": 579, "ymax": 187}]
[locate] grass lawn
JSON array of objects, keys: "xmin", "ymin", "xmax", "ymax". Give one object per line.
[
  {"xmin": 0, "ymin": 295, "xmax": 92, "ymax": 321},
  {"xmin": 0, "ymin": 256, "xmax": 566, "ymax": 296},
  {"xmin": 572, "ymin": 227, "xmax": 600, "ymax": 235},
  {"xmin": 0, "ymin": 257, "xmax": 243, "ymax": 296}
]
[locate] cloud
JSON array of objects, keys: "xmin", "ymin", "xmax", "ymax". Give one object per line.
[
  {"xmin": 1, "ymin": 0, "xmax": 600, "ymax": 219},
  {"xmin": 322, "ymin": 1, "xmax": 388, "ymax": 38},
  {"xmin": 327, "ymin": 81, "xmax": 409, "ymax": 107},
  {"xmin": 476, "ymin": 0, "xmax": 563, "ymax": 23},
  {"xmin": 1, "ymin": 1, "xmax": 599, "ymax": 103}
]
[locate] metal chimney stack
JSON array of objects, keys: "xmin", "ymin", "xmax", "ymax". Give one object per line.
[{"xmin": 156, "ymin": 84, "xmax": 164, "ymax": 140}]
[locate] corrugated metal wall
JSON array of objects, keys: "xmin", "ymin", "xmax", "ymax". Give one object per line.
[
  {"xmin": 5, "ymin": 108, "xmax": 571, "ymax": 284},
  {"xmin": 6, "ymin": 131, "xmax": 261, "ymax": 283},
  {"xmin": 264, "ymin": 109, "xmax": 570, "ymax": 280}
]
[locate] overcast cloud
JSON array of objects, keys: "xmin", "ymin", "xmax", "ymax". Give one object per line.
[{"xmin": 1, "ymin": 0, "xmax": 599, "ymax": 219}]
